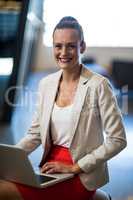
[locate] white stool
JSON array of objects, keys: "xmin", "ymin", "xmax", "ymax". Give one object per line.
[{"xmin": 92, "ymin": 189, "xmax": 112, "ymax": 200}]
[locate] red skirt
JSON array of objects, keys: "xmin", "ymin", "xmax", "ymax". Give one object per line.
[{"xmin": 16, "ymin": 145, "xmax": 96, "ymax": 200}]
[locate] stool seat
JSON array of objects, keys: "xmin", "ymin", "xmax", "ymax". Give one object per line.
[{"xmin": 92, "ymin": 189, "xmax": 112, "ymax": 200}]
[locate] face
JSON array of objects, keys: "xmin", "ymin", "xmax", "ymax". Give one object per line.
[{"xmin": 53, "ymin": 28, "xmax": 85, "ymax": 70}]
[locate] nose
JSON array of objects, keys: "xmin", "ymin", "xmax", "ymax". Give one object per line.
[{"xmin": 61, "ymin": 46, "xmax": 68, "ymax": 56}]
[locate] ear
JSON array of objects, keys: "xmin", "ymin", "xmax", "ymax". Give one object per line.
[{"xmin": 80, "ymin": 41, "xmax": 86, "ymax": 54}]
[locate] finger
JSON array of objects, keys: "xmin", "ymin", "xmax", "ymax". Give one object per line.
[
  {"xmin": 41, "ymin": 163, "xmax": 56, "ymax": 173},
  {"xmin": 46, "ymin": 168, "xmax": 56, "ymax": 174},
  {"xmin": 41, "ymin": 165, "xmax": 52, "ymax": 173},
  {"xmin": 42, "ymin": 162, "xmax": 56, "ymax": 168}
]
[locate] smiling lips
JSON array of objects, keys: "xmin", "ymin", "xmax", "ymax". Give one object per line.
[{"xmin": 59, "ymin": 58, "xmax": 72, "ymax": 63}]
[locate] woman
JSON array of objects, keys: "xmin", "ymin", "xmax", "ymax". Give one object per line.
[{"xmin": 0, "ymin": 16, "xmax": 126, "ymax": 200}]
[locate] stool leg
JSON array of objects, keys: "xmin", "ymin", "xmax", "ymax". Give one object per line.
[{"xmin": 108, "ymin": 194, "xmax": 112, "ymax": 200}]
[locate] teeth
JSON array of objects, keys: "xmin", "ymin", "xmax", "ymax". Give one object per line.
[{"xmin": 59, "ymin": 58, "xmax": 71, "ymax": 62}]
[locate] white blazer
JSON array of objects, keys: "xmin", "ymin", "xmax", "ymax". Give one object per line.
[{"xmin": 17, "ymin": 65, "xmax": 127, "ymax": 190}]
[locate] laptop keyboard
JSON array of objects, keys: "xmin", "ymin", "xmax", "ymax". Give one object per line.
[{"xmin": 36, "ymin": 174, "xmax": 56, "ymax": 184}]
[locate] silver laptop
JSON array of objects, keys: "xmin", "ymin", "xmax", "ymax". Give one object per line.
[{"xmin": 0, "ymin": 144, "xmax": 74, "ymax": 188}]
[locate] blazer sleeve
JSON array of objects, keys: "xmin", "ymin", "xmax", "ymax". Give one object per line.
[
  {"xmin": 78, "ymin": 78, "xmax": 127, "ymax": 173},
  {"xmin": 16, "ymin": 80, "xmax": 44, "ymax": 154}
]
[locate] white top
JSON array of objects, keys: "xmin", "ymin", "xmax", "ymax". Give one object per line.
[{"xmin": 50, "ymin": 103, "xmax": 73, "ymax": 148}]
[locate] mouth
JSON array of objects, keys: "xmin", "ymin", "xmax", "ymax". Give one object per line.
[{"xmin": 58, "ymin": 58, "xmax": 72, "ymax": 63}]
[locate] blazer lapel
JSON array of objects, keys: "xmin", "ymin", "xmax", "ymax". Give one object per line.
[
  {"xmin": 41, "ymin": 70, "xmax": 62, "ymax": 143},
  {"xmin": 69, "ymin": 66, "xmax": 93, "ymax": 146}
]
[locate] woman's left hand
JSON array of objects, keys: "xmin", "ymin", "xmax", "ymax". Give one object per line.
[{"xmin": 41, "ymin": 162, "xmax": 82, "ymax": 174}]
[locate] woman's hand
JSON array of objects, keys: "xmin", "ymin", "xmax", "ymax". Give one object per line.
[{"xmin": 41, "ymin": 162, "xmax": 82, "ymax": 174}]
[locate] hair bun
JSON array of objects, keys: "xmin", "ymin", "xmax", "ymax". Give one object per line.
[
  {"xmin": 59, "ymin": 16, "xmax": 78, "ymax": 24},
  {"xmin": 53, "ymin": 16, "xmax": 84, "ymax": 42}
]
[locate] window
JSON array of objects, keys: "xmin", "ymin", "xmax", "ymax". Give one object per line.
[
  {"xmin": 0, "ymin": 58, "xmax": 13, "ymax": 75},
  {"xmin": 43, "ymin": 0, "xmax": 133, "ymax": 47}
]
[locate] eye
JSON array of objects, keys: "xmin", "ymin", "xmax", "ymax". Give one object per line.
[
  {"xmin": 67, "ymin": 44, "xmax": 77, "ymax": 50},
  {"xmin": 54, "ymin": 44, "xmax": 62, "ymax": 49}
]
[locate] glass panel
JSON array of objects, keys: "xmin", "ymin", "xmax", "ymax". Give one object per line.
[{"xmin": 0, "ymin": 57, "xmax": 13, "ymax": 75}]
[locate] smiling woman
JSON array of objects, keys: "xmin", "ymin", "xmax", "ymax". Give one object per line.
[{"xmin": 0, "ymin": 16, "xmax": 126, "ymax": 200}]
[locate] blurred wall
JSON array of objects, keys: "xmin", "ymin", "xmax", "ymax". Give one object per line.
[{"xmin": 33, "ymin": 29, "xmax": 133, "ymax": 71}]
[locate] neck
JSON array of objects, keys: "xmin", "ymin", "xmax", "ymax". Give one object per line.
[{"xmin": 61, "ymin": 64, "xmax": 82, "ymax": 83}]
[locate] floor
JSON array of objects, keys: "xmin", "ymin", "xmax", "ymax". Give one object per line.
[{"xmin": 0, "ymin": 70, "xmax": 133, "ymax": 200}]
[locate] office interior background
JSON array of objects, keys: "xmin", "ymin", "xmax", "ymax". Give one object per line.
[{"xmin": 0, "ymin": 0, "xmax": 133, "ymax": 199}]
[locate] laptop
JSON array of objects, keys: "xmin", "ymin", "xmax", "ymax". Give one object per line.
[{"xmin": 0, "ymin": 143, "xmax": 74, "ymax": 188}]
